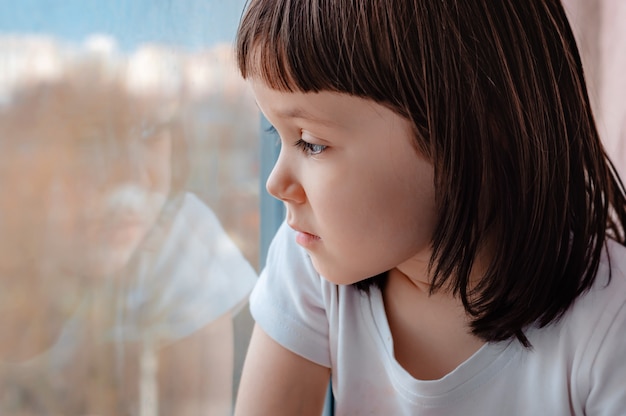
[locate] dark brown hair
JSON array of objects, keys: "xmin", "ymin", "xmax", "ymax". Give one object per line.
[{"xmin": 237, "ymin": 0, "xmax": 626, "ymax": 346}]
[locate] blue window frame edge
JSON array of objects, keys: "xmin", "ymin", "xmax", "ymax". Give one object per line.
[
  {"xmin": 259, "ymin": 116, "xmax": 334, "ymax": 415},
  {"xmin": 259, "ymin": 115, "xmax": 285, "ymax": 269}
]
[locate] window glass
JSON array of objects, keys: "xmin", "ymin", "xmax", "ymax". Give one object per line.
[{"xmin": 0, "ymin": 1, "xmax": 259, "ymax": 415}]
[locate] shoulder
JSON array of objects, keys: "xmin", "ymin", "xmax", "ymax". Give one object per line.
[
  {"xmin": 571, "ymin": 239, "xmax": 626, "ymax": 328},
  {"xmin": 552, "ymin": 239, "xmax": 626, "ymax": 345},
  {"xmin": 134, "ymin": 192, "xmax": 257, "ymax": 339},
  {"xmin": 556, "ymin": 239, "xmax": 626, "ymax": 413},
  {"xmin": 523, "ymin": 239, "xmax": 626, "ymax": 369},
  {"xmin": 580, "ymin": 239, "xmax": 626, "ymax": 414},
  {"xmin": 515, "ymin": 240, "xmax": 626, "ymax": 413},
  {"xmin": 588, "ymin": 239, "xmax": 626, "ymax": 344},
  {"xmin": 169, "ymin": 192, "xmax": 224, "ymax": 239}
]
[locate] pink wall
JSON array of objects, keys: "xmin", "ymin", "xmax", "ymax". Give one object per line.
[{"xmin": 563, "ymin": 0, "xmax": 626, "ymax": 178}]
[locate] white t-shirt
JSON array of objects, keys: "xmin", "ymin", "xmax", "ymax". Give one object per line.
[
  {"xmin": 117, "ymin": 192, "xmax": 258, "ymax": 342},
  {"xmin": 250, "ymin": 221, "xmax": 626, "ymax": 415},
  {"xmin": 0, "ymin": 193, "xmax": 258, "ymax": 413}
]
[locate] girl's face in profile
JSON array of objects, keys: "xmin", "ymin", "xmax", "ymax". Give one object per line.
[
  {"xmin": 55, "ymin": 120, "xmax": 173, "ymax": 277},
  {"xmin": 252, "ymin": 79, "xmax": 438, "ymax": 285},
  {"xmin": 1, "ymin": 102, "xmax": 173, "ymax": 279}
]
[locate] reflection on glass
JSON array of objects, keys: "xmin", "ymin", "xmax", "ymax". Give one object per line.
[{"xmin": 0, "ymin": 36, "xmax": 259, "ymax": 415}]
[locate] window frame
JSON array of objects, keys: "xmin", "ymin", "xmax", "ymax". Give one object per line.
[{"xmin": 259, "ymin": 115, "xmax": 335, "ymax": 415}]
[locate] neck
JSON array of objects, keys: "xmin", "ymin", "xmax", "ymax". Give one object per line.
[{"xmin": 383, "ymin": 268, "xmax": 485, "ymax": 380}]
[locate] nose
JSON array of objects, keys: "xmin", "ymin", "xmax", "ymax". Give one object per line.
[
  {"xmin": 103, "ymin": 140, "xmax": 151, "ymax": 188},
  {"xmin": 265, "ymin": 152, "xmax": 305, "ymax": 204},
  {"xmin": 118, "ymin": 150, "xmax": 142, "ymax": 184}
]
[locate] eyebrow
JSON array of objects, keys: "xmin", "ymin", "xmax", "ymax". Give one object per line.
[
  {"xmin": 274, "ymin": 107, "xmax": 340, "ymax": 128},
  {"xmin": 276, "ymin": 107, "xmax": 314, "ymax": 120},
  {"xmin": 255, "ymin": 99, "xmax": 338, "ymax": 128}
]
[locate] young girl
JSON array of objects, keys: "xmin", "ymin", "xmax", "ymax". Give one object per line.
[{"xmin": 234, "ymin": 0, "xmax": 626, "ymax": 414}]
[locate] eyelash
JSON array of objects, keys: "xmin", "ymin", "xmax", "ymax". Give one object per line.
[
  {"xmin": 264, "ymin": 125, "xmax": 278, "ymax": 135},
  {"xmin": 265, "ymin": 125, "xmax": 328, "ymax": 156},
  {"xmin": 294, "ymin": 138, "xmax": 327, "ymax": 156}
]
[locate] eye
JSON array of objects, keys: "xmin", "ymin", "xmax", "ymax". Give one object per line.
[
  {"xmin": 294, "ymin": 138, "xmax": 327, "ymax": 156},
  {"xmin": 264, "ymin": 124, "xmax": 281, "ymax": 147},
  {"xmin": 140, "ymin": 124, "xmax": 158, "ymax": 139},
  {"xmin": 134, "ymin": 121, "xmax": 170, "ymax": 143}
]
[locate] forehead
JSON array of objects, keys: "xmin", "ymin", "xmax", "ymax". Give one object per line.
[
  {"xmin": 250, "ymin": 78, "xmax": 395, "ymax": 128},
  {"xmin": 2, "ymin": 85, "xmax": 174, "ymax": 141}
]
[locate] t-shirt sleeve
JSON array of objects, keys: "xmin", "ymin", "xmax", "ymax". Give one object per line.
[
  {"xmin": 581, "ymin": 252, "xmax": 626, "ymax": 415},
  {"xmin": 584, "ymin": 298, "xmax": 626, "ymax": 415},
  {"xmin": 249, "ymin": 221, "xmax": 332, "ymax": 368},
  {"xmin": 123, "ymin": 193, "xmax": 258, "ymax": 342}
]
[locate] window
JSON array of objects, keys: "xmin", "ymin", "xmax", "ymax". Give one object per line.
[{"xmin": 0, "ymin": 1, "xmax": 258, "ymax": 414}]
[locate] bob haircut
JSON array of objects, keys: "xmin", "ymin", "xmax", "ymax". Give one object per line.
[
  {"xmin": 0, "ymin": 59, "xmax": 189, "ymax": 279},
  {"xmin": 237, "ymin": 0, "xmax": 626, "ymax": 346},
  {"xmin": 0, "ymin": 61, "xmax": 188, "ymax": 197}
]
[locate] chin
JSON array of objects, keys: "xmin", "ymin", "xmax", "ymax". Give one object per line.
[
  {"xmin": 310, "ymin": 255, "xmax": 389, "ymax": 289},
  {"xmin": 311, "ymin": 261, "xmax": 369, "ymax": 286},
  {"xmin": 82, "ymin": 245, "xmax": 137, "ymax": 278}
]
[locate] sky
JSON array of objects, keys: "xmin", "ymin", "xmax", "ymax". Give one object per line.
[{"xmin": 0, "ymin": 0, "xmax": 247, "ymax": 50}]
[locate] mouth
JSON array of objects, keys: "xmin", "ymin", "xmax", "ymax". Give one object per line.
[
  {"xmin": 288, "ymin": 223, "xmax": 321, "ymax": 247},
  {"xmin": 88, "ymin": 215, "xmax": 149, "ymax": 245}
]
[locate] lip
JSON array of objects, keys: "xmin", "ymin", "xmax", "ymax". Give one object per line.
[
  {"xmin": 288, "ymin": 223, "xmax": 321, "ymax": 247},
  {"xmin": 88, "ymin": 215, "xmax": 148, "ymax": 244},
  {"xmin": 105, "ymin": 215, "xmax": 147, "ymax": 229}
]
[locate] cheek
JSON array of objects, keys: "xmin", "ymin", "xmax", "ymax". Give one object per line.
[
  {"xmin": 36, "ymin": 181, "xmax": 85, "ymax": 272},
  {"xmin": 389, "ymin": 164, "xmax": 436, "ymax": 232},
  {"xmin": 325, "ymin": 159, "xmax": 434, "ymax": 235},
  {"xmin": 144, "ymin": 135, "xmax": 173, "ymax": 194},
  {"xmin": 356, "ymin": 174, "xmax": 435, "ymax": 253},
  {"xmin": 321, "ymin": 162, "xmax": 436, "ymax": 275},
  {"xmin": 44, "ymin": 178, "xmax": 84, "ymax": 233}
]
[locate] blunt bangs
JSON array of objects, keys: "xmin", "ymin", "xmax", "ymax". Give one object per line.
[{"xmin": 236, "ymin": 0, "xmax": 428, "ymax": 125}]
